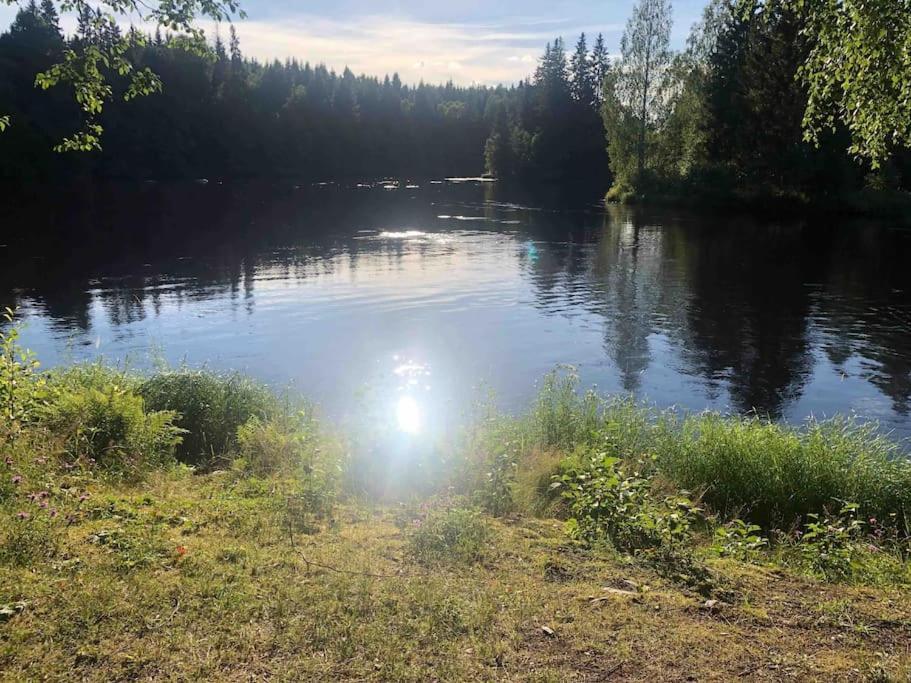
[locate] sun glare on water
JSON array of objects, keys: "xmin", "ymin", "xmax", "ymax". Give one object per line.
[{"xmin": 396, "ymin": 395, "xmax": 422, "ymax": 434}]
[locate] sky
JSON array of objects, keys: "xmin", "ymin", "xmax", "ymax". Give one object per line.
[{"xmin": 0, "ymin": 0, "xmax": 709, "ymax": 85}]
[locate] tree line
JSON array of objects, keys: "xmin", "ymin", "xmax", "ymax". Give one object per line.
[
  {"xmin": 1, "ymin": 0, "xmax": 910, "ymax": 204},
  {"xmin": 0, "ymin": 2, "xmax": 498, "ymax": 181},
  {"xmin": 599, "ymin": 0, "xmax": 911, "ymax": 204}
]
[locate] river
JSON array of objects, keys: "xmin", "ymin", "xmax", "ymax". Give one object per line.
[{"xmin": 3, "ymin": 179, "xmax": 911, "ymax": 438}]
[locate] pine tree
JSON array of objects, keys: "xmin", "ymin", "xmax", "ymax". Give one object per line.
[
  {"xmin": 570, "ymin": 33, "xmax": 596, "ymax": 105},
  {"xmin": 591, "ymin": 33, "xmax": 610, "ymax": 100},
  {"xmin": 39, "ymin": 0, "xmax": 60, "ymax": 34},
  {"xmin": 229, "ymin": 25, "xmax": 242, "ymax": 65}
]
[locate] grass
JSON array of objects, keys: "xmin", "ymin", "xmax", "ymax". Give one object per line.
[
  {"xmin": 656, "ymin": 413, "xmax": 911, "ymax": 533},
  {"xmin": 3, "ymin": 328, "xmax": 911, "ymax": 680},
  {"xmin": 139, "ymin": 370, "xmax": 281, "ymax": 467},
  {"xmin": 2, "ymin": 474, "xmax": 911, "ymax": 681}
]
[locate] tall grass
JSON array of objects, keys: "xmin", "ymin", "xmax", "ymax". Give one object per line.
[
  {"xmin": 464, "ymin": 369, "xmax": 911, "ymax": 535},
  {"xmin": 656, "ymin": 414, "xmax": 911, "ymax": 533},
  {"xmin": 140, "ymin": 371, "xmax": 279, "ymax": 467}
]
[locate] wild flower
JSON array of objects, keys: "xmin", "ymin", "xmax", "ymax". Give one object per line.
[
  {"xmin": 11, "ymin": 474, "xmax": 22, "ymax": 485},
  {"xmin": 78, "ymin": 493, "xmax": 90, "ymax": 502},
  {"xmin": 49, "ymin": 508, "xmax": 58, "ymax": 518},
  {"xmin": 4, "ymin": 457, "xmax": 12, "ymax": 467},
  {"xmin": 176, "ymin": 545, "xmax": 187, "ymax": 557},
  {"xmin": 16, "ymin": 511, "xmax": 29, "ymax": 520},
  {"xmin": 35, "ymin": 457, "xmax": 46, "ymax": 465}
]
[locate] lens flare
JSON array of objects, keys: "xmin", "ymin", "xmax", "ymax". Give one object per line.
[{"xmin": 396, "ymin": 395, "xmax": 421, "ymax": 434}]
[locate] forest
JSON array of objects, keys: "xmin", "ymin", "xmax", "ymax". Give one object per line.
[{"xmin": 1, "ymin": 0, "xmax": 910, "ymax": 207}]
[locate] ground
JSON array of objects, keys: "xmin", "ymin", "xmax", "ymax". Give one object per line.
[{"xmin": 2, "ymin": 472, "xmax": 910, "ymax": 682}]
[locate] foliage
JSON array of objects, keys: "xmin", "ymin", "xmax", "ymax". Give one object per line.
[
  {"xmin": 0, "ymin": 0, "xmax": 244, "ymax": 150},
  {"xmin": 557, "ymin": 451, "xmax": 699, "ymax": 552},
  {"xmin": 529, "ymin": 367, "xmax": 602, "ymax": 451},
  {"xmin": 139, "ymin": 370, "xmax": 277, "ymax": 466},
  {"xmin": 405, "ymin": 504, "xmax": 492, "ymax": 566},
  {"xmin": 797, "ymin": 0, "xmax": 911, "ymax": 166},
  {"xmin": 236, "ymin": 411, "xmax": 311, "ymax": 476},
  {"xmin": 482, "ymin": 35, "xmax": 609, "ymax": 185},
  {"xmin": 711, "ymin": 518, "xmax": 768, "ymax": 560},
  {"xmin": 472, "ymin": 448, "xmax": 516, "ymax": 517},
  {"xmin": 615, "ymin": 0, "xmax": 673, "ymax": 179},
  {"xmin": 42, "ymin": 380, "xmax": 182, "ymax": 476},
  {"xmin": 0, "ymin": 308, "xmax": 45, "ymax": 440},
  {"xmin": 796, "ymin": 502, "xmax": 865, "ymax": 582},
  {"xmin": 602, "ymin": 0, "xmax": 911, "ymax": 204},
  {"xmin": 655, "ymin": 413, "xmax": 911, "ymax": 535}
]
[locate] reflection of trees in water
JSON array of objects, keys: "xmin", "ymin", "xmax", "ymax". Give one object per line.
[
  {"xmin": 522, "ymin": 206, "xmax": 911, "ymax": 419},
  {"xmin": 5, "ymin": 183, "xmax": 911, "ymax": 419},
  {"xmin": 812, "ymin": 224, "xmax": 911, "ymax": 415},
  {"xmin": 673, "ymin": 221, "xmax": 815, "ymax": 417},
  {"xmin": 0, "ymin": 182, "xmax": 463, "ymax": 337}
]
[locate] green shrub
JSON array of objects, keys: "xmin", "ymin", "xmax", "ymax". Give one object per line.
[
  {"xmin": 472, "ymin": 449, "xmax": 516, "ymax": 517},
  {"xmin": 557, "ymin": 451, "xmax": 699, "ymax": 552},
  {"xmin": 406, "ymin": 506, "xmax": 492, "ymax": 565},
  {"xmin": 711, "ymin": 519, "xmax": 769, "ymax": 560},
  {"xmin": 43, "ymin": 383, "xmax": 182, "ymax": 476},
  {"xmin": 140, "ymin": 371, "xmax": 278, "ymax": 466},
  {"xmin": 236, "ymin": 414, "xmax": 305, "ymax": 476},
  {"xmin": 796, "ymin": 502, "xmax": 865, "ymax": 582},
  {"xmin": 513, "ymin": 448, "xmax": 578, "ymax": 517},
  {"xmin": 530, "ymin": 367, "xmax": 602, "ymax": 451},
  {"xmin": 656, "ymin": 414, "xmax": 911, "ymax": 534}
]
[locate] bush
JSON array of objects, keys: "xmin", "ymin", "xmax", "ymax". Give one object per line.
[
  {"xmin": 406, "ymin": 505, "xmax": 492, "ymax": 565},
  {"xmin": 140, "ymin": 371, "xmax": 278, "ymax": 466},
  {"xmin": 796, "ymin": 503, "xmax": 865, "ymax": 582},
  {"xmin": 529, "ymin": 367, "xmax": 602, "ymax": 451},
  {"xmin": 236, "ymin": 414, "xmax": 309, "ymax": 476},
  {"xmin": 43, "ymin": 382, "xmax": 182, "ymax": 477},
  {"xmin": 656, "ymin": 414, "xmax": 911, "ymax": 534},
  {"xmin": 557, "ymin": 451, "xmax": 699, "ymax": 552}
]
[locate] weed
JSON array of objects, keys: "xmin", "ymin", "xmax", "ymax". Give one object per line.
[
  {"xmin": 405, "ymin": 505, "xmax": 492, "ymax": 565},
  {"xmin": 556, "ymin": 451, "xmax": 698, "ymax": 552},
  {"xmin": 711, "ymin": 519, "xmax": 769, "ymax": 561}
]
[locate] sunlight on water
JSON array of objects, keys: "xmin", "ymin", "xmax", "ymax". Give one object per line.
[{"xmin": 396, "ymin": 395, "xmax": 422, "ymax": 434}]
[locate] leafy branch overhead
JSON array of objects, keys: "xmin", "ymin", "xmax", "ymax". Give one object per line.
[
  {"xmin": 0, "ymin": 0, "xmax": 244, "ymax": 151},
  {"xmin": 795, "ymin": 0, "xmax": 911, "ymax": 166}
]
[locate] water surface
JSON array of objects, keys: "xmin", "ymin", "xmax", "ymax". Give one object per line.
[{"xmin": 3, "ymin": 181, "xmax": 911, "ymax": 438}]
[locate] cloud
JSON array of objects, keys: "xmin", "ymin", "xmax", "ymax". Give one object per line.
[
  {"xmin": 0, "ymin": 4, "xmax": 629, "ymax": 86},
  {"xmin": 205, "ymin": 15, "xmax": 623, "ymax": 85}
]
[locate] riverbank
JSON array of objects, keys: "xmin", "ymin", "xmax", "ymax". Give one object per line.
[
  {"xmin": 2, "ymin": 322, "xmax": 911, "ymax": 679},
  {"xmin": 606, "ymin": 178, "xmax": 911, "ymax": 225}
]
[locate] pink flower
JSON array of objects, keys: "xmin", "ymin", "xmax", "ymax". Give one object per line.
[
  {"xmin": 4, "ymin": 457, "xmax": 12, "ymax": 467},
  {"xmin": 35, "ymin": 457, "xmax": 47, "ymax": 465},
  {"xmin": 78, "ymin": 493, "xmax": 90, "ymax": 502},
  {"xmin": 11, "ymin": 475, "xmax": 22, "ymax": 485},
  {"xmin": 16, "ymin": 511, "xmax": 29, "ymax": 520},
  {"xmin": 49, "ymin": 508, "xmax": 58, "ymax": 518}
]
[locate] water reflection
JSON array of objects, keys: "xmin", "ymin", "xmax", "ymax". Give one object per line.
[{"xmin": 2, "ymin": 180, "xmax": 911, "ymax": 436}]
